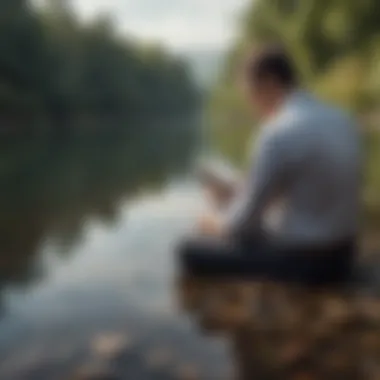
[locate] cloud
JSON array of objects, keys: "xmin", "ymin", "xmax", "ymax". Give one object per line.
[{"xmin": 72, "ymin": 0, "xmax": 248, "ymax": 51}]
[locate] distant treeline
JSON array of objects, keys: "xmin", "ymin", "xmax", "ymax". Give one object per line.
[{"xmin": 0, "ymin": 0, "xmax": 199, "ymax": 135}]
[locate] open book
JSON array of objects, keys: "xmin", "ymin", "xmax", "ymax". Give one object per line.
[{"xmin": 195, "ymin": 157, "xmax": 241, "ymax": 195}]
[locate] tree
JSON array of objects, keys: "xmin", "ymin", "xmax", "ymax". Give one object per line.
[{"xmin": 0, "ymin": 0, "xmax": 199, "ymax": 135}]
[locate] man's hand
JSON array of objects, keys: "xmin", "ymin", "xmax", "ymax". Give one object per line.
[
  {"xmin": 197, "ymin": 165, "xmax": 238, "ymax": 209},
  {"xmin": 203, "ymin": 180, "xmax": 236, "ymax": 209},
  {"xmin": 197, "ymin": 212, "xmax": 226, "ymax": 237}
]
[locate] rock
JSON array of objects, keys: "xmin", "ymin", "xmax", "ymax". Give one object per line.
[
  {"xmin": 68, "ymin": 362, "xmax": 120, "ymax": 380},
  {"xmin": 173, "ymin": 363, "xmax": 200, "ymax": 380},
  {"xmin": 90, "ymin": 333, "xmax": 130, "ymax": 360},
  {"xmin": 144, "ymin": 347, "xmax": 174, "ymax": 370}
]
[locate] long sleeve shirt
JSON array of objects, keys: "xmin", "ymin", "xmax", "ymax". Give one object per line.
[{"xmin": 226, "ymin": 91, "xmax": 362, "ymax": 247}]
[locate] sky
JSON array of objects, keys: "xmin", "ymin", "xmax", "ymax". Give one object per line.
[{"xmin": 71, "ymin": 0, "xmax": 249, "ymax": 52}]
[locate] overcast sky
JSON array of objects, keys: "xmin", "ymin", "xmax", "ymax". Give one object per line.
[{"xmin": 70, "ymin": 0, "xmax": 248, "ymax": 52}]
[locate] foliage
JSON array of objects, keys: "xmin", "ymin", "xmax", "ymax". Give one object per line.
[
  {"xmin": 209, "ymin": 0, "xmax": 380, "ymax": 156},
  {"xmin": 0, "ymin": 0, "xmax": 199, "ymax": 135}
]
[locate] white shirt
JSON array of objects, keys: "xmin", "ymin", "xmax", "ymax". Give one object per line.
[{"xmin": 226, "ymin": 91, "xmax": 362, "ymax": 246}]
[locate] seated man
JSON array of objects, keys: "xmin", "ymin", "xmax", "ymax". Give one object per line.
[{"xmin": 180, "ymin": 45, "xmax": 362, "ymax": 286}]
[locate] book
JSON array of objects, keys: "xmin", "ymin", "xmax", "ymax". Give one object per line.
[{"xmin": 195, "ymin": 157, "xmax": 240, "ymax": 193}]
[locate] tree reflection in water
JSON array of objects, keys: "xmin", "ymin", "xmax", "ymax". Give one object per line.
[{"xmin": 0, "ymin": 119, "xmax": 198, "ymax": 294}]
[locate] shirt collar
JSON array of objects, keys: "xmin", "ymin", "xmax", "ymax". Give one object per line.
[
  {"xmin": 261, "ymin": 89, "xmax": 313, "ymax": 126},
  {"xmin": 283, "ymin": 89, "xmax": 312, "ymax": 109}
]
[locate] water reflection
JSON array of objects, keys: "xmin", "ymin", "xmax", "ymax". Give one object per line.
[
  {"xmin": 2, "ymin": 118, "xmax": 379, "ymax": 379},
  {"xmin": 0, "ymin": 118, "xmax": 236, "ymax": 379},
  {"xmin": 0, "ymin": 120, "xmax": 196, "ymax": 290}
]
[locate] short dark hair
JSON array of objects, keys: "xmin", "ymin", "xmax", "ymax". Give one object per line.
[{"xmin": 245, "ymin": 45, "xmax": 298, "ymax": 88}]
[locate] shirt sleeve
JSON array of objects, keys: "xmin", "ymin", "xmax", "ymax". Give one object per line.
[{"xmin": 224, "ymin": 129, "xmax": 288, "ymax": 239}]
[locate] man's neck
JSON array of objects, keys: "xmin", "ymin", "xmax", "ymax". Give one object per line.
[
  {"xmin": 261, "ymin": 88, "xmax": 296, "ymax": 122},
  {"xmin": 277, "ymin": 87, "xmax": 299, "ymax": 110}
]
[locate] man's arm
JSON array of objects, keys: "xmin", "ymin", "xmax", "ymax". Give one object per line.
[{"xmin": 224, "ymin": 130, "xmax": 287, "ymax": 240}]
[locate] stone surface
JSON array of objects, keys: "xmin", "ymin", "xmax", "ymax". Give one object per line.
[{"xmin": 177, "ymin": 275, "xmax": 380, "ymax": 380}]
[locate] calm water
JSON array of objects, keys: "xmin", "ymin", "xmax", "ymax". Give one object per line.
[
  {"xmin": 2, "ymin": 118, "xmax": 378, "ymax": 380},
  {"xmin": 0, "ymin": 118, "xmax": 233, "ymax": 379}
]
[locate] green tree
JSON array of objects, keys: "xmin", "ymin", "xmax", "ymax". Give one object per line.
[{"xmin": 0, "ymin": 0, "xmax": 199, "ymax": 136}]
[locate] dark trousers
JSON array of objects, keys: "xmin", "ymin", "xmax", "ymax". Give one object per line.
[{"xmin": 179, "ymin": 237, "xmax": 356, "ymax": 287}]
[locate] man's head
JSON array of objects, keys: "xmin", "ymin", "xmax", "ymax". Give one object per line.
[{"xmin": 242, "ymin": 45, "xmax": 298, "ymax": 119}]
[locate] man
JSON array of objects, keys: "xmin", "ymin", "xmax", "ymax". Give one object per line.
[{"xmin": 180, "ymin": 45, "xmax": 362, "ymax": 286}]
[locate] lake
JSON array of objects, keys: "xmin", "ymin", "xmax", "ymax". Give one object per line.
[
  {"xmin": 1, "ymin": 117, "xmax": 379, "ymax": 380},
  {"xmin": 0, "ymin": 118, "xmax": 234, "ymax": 380}
]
